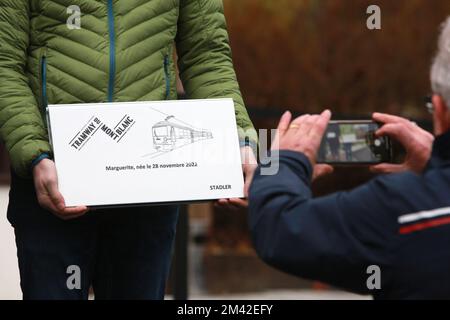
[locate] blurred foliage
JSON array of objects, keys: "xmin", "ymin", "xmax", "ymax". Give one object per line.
[{"xmin": 223, "ymin": 0, "xmax": 450, "ymax": 119}]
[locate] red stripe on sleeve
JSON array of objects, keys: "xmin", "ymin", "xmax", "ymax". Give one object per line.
[{"xmin": 399, "ymin": 216, "xmax": 450, "ymax": 235}]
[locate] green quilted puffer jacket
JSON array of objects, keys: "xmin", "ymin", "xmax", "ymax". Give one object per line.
[{"xmin": 0, "ymin": 0, "xmax": 257, "ymax": 177}]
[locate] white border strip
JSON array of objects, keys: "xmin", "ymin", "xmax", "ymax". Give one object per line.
[{"xmin": 398, "ymin": 206, "xmax": 450, "ymax": 224}]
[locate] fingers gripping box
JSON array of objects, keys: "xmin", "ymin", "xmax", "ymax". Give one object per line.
[{"xmin": 46, "ymin": 99, "xmax": 245, "ymax": 207}]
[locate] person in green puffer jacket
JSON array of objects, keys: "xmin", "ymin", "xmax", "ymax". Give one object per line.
[{"xmin": 0, "ymin": 0, "xmax": 257, "ymax": 300}]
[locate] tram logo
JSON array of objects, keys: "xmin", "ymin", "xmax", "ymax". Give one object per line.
[
  {"xmin": 69, "ymin": 114, "xmax": 136, "ymax": 151},
  {"xmin": 143, "ymin": 114, "xmax": 213, "ymax": 158}
]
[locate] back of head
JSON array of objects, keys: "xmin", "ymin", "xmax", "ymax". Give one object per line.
[{"xmin": 431, "ymin": 17, "xmax": 450, "ymax": 109}]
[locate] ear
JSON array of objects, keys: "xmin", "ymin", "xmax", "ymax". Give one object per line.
[{"xmin": 432, "ymin": 94, "xmax": 450, "ymax": 136}]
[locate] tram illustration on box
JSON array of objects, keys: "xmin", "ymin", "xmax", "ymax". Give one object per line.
[{"xmin": 143, "ymin": 114, "xmax": 213, "ymax": 158}]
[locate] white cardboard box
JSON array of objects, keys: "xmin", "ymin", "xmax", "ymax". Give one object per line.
[{"xmin": 47, "ymin": 99, "xmax": 244, "ymax": 207}]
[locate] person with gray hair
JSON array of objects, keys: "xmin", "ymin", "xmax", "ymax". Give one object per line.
[{"xmin": 248, "ymin": 18, "xmax": 450, "ymax": 299}]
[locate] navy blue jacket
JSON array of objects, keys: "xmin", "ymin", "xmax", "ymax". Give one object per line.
[{"xmin": 249, "ymin": 131, "xmax": 450, "ymax": 299}]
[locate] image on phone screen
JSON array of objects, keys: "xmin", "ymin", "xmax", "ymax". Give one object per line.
[{"xmin": 317, "ymin": 121, "xmax": 392, "ymax": 164}]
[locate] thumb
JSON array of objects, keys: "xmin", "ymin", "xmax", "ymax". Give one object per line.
[
  {"xmin": 46, "ymin": 181, "xmax": 66, "ymax": 211},
  {"xmin": 313, "ymin": 164, "xmax": 334, "ymax": 181},
  {"xmin": 370, "ymin": 163, "xmax": 405, "ymax": 174},
  {"xmin": 243, "ymin": 165, "xmax": 256, "ymax": 198},
  {"xmin": 272, "ymin": 111, "xmax": 292, "ymax": 150}
]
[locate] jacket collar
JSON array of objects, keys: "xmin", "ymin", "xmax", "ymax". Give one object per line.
[{"xmin": 427, "ymin": 130, "xmax": 450, "ymax": 169}]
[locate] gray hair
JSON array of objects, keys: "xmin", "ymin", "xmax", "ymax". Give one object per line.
[{"xmin": 431, "ymin": 17, "xmax": 450, "ymax": 108}]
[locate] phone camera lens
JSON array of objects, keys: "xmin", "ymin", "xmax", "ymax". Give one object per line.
[{"xmin": 374, "ymin": 139, "xmax": 382, "ymax": 147}]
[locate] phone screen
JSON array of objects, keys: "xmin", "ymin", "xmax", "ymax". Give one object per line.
[{"xmin": 317, "ymin": 121, "xmax": 392, "ymax": 164}]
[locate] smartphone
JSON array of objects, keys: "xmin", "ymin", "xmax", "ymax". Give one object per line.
[{"xmin": 317, "ymin": 120, "xmax": 392, "ymax": 164}]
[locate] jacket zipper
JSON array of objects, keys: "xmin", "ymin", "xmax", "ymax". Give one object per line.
[
  {"xmin": 107, "ymin": 0, "xmax": 116, "ymax": 102},
  {"xmin": 41, "ymin": 57, "xmax": 48, "ymax": 110},
  {"xmin": 164, "ymin": 55, "xmax": 170, "ymax": 100}
]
